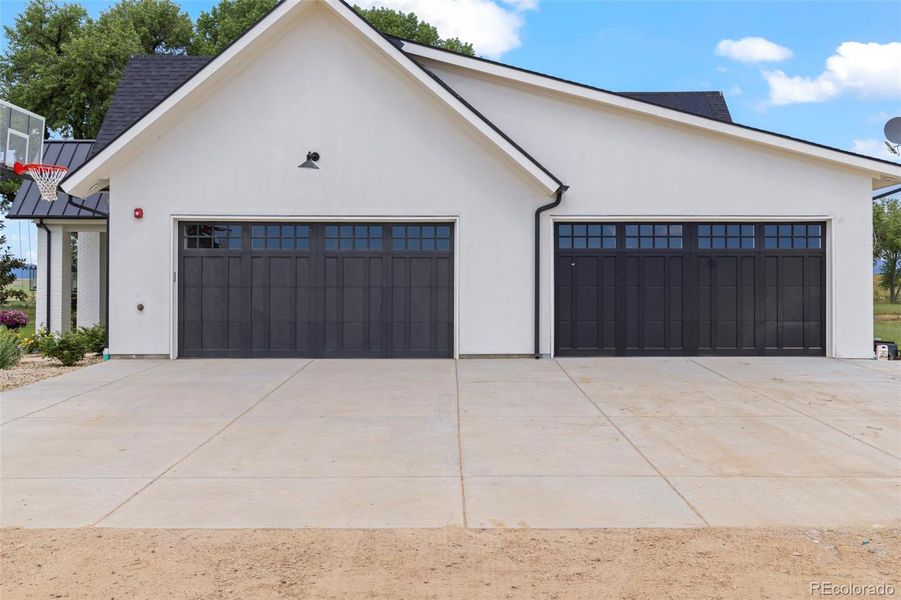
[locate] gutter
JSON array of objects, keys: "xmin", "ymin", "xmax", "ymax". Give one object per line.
[
  {"xmin": 534, "ymin": 186, "xmax": 568, "ymax": 358},
  {"xmin": 36, "ymin": 220, "xmax": 51, "ymax": 330},
  {"xmin": 873, "ymin": 186, "xmax": 901, "ymax": 200}
]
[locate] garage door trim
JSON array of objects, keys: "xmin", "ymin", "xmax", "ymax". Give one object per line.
[{"xmin": 170, "ymin": 216, "xmax": 461, "ymax": 359}]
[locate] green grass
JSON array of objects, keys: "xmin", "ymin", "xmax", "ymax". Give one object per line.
[{"xmin": 874, "ymin": 302, "xmax": 901, "ymax": 316}]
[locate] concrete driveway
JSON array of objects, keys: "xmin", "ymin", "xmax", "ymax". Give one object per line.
[{"xmin": 1, "ymin": 357, "xmax": 898, "ymax": 529}]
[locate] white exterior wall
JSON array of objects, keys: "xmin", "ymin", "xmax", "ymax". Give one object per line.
[
  {"xmin": 98, "ymin": 1, "xmax": 877, "ymax": 358},
  {"xmin": 106, "ymin": 5, "xmax": 547, "ymax": 357},
  {"xmin": 424, "ymin": 62, "xmax": 875, "ymax": 358}
]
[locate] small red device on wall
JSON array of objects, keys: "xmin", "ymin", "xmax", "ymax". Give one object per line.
[{"xmin": 133, "ymin": 208, "xmax": 143, "ymax": 219}]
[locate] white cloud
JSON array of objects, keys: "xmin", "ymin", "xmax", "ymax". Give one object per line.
[
  {"xmin": 728, "ymin": 84, "xmax": 743, "ymax": 97},
  {"xmin": 764, "ymin": 42, "xmax": 901, "ymax": 105},
  {"xmin": 716, "ymin": 37, "xmax": 792, "ymax": 63},
  {"xmin": 355, "ymin": 0, "xmax": 537, "ymax": 58},
  {"xmin": 852, "ymin": 138, "xmax": 900, "ymax": 162}
]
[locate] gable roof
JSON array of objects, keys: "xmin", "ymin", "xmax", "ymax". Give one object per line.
[
  {"xmin": 62, "ymin": 0, "xmax": 564, "ymax": 199},
  {"xmin": 90, "ymin": 56, "xmax": 734, "ymax": 162},
  {"xmin": 61, "ymin": 0, "xmax": 900, "ymax": 196},
  {"xmin": 7, "ymin": 140, "xmax": 108, "ymax": 220},
  {"xmin": 398, "ymin": 37, "xmax": 901, "ymax": 187}
]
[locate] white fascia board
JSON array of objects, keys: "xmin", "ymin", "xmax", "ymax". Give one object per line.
[
  {"xmin": 63, "ymin": 0, "xmax": 562, "ymax": 198},
  {"xmin": 404, "ymin": 42, "xmax": 901, "ymax": 188}
]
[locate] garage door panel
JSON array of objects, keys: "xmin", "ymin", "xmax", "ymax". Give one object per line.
[
  {"xmin": 269, "ymin": 321, "xmax": 295, "ymax": 350},
  {"xmin": 576, "ymin": 322, "xmax": 598, "ymax": 348},
  {"xmin": 269, "ymin": 287, "xmax": 295, "ymax": 321},
  {"xmin": 201, "ymin": 321, "xmax": 225, "ymax": 350},
  {"xmin": 555, "ymin": 222, "xmax": 825, "ymax": 357},
  {"xmin": 575, "ymin": 256, "xmax": 598, "ymax": 285},
  {"xmin": 180, "ymin": 222, "xmax": 453, "ymax": 358},
  {"xmin": 410, "ymin": 287, "xmax": 432, "ymax": 322},
  {"xmin": 575, "ymin": 286, "xmax": 598, "ymax": 321}
]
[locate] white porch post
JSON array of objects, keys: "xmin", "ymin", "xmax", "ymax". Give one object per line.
[
  {"xmin": 76, "ymin": 231, "xmax": 103, "ymax": 328},
  {"xmin": 35, "ymin": 224, "xmax": 49, "ymax": 331},
  {"xmin": 48, "ymin": 224, "xmax": 72, "ymax": 333}
]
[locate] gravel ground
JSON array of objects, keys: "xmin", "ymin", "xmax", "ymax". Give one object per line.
[
  {"xmin": 0, "ymin": 354, "xmax": 102, "ymax": 392},
  {"xmin": 1, "ymin": 527, "xmax": 898, "ymax": 599}
]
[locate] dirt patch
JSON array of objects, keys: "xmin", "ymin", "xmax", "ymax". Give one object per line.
[
  {"xmin": 0, "ymin": 354, "xmax": 102, "ymax": 392},
  {"xmin": 1, "ymin": 527, "xmax": 898, "ymax": 599}
]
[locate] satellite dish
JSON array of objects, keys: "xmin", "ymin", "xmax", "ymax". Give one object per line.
[{"xmin": 885, "ymin": 117, "xmax": 901, "ymax": 144}]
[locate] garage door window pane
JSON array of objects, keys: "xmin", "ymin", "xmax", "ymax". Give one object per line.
[
  {"xmin": 184, "ymin": 223, "xmax": 241, "ymax": 250},
  {"xmin": 625, "ymin": 223, "xmax": 682, "ymax": 249},
  {"xmin": 252, "ymin": 223, "xmax": 310, "ymax": 251},
  {"xmin": 697, "ymin": 223, "xmax": 754, "ymax": 250},
  {"xmin": 764, "ymin": 223, "xmax": 824, "ymax": 249},
  {"xmin": 557, "ymin": 223, "xmax": 616, "ymax": 250},
  {"xmin": 393, "ymin": 224, "xmax": 451, "ymax": 251},
  {"xmin": 326, "ymin": 224, "xmax": 382, "ymax": 251}
]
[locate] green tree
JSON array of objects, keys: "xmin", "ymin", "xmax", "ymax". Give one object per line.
[
  {"xmin": 874, "ymin": 197, "xmax": 901, "ymax": 304},
  {"xmin": 0, "ymin": 0, "xmax": 89, "ymax": 134},
  {"xmin": 100, "ymin": 0, "xmax": 193, "ymax": 55},
  {"xmin": 192, "ymin": 0, "xmax": 278, "ymax": 55},
  {"xmin": 0, "ymin": 183, "xmax": 27, "ymax": 305},
  {"xmin": 353, "ymin": 5, "xmax": 474, "ymax": 55},
  {"xmin": 51, "ymin": 11, "xmax": 143, "ymax": 138},
  {"xmin": 1, "ymin": 0, "xmax": 193, "ymax": 138}
]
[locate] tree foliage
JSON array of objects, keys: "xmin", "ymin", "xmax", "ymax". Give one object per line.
[
  {"xmin": 874, "ymin": 197, "xmax": 901, "ymax": 304},
  {"xmin": 1, "ymin": 0, "xmax": 192, "ymax": 138},
  {"xmin": 2, "ymin": 0, "xmax": 476, "ymax": 140},
  {"xmin": 352, "ymin": 5, "xmax": 475, "ymax": 55},
  {"xmin": 192, "ymin": 0, "xmax": 278, "ymax": 55},
  {"xmin": 0, "ymin": 184, "xmax": 27, "ymax": 305}
]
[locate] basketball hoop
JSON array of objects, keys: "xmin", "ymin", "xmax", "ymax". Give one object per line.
[{"xmin": 13, "ymin": 162, "xmax": 68, "ymax": 201}]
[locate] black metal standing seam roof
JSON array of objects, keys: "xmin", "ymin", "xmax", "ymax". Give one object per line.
[{"xmin": 7, "ymin": 140, "xmax": 108, "ymax": 219}]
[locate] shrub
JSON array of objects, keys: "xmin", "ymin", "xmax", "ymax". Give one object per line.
[
  {"xmin": 20, "ymin": 327, "xmax": 49, "ymax": 354},
  {"xmin": 0, "ymin": 309, "xmax": 28, "ymax": 330},
  {"xmin": 77, "ymin": 324, "xmax": 106, "ymax": 355},
  {"xmin": 0, "ymin": 328, "xmax": 23, "ymax": 369},
  {"xmin": 39, "ymin": 330, "xmax": 88, "ymax": 367}
]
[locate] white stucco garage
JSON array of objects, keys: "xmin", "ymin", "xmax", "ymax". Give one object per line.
[{"xmin": 59, "ymin": 0, "xmax": 901, "ymax": 359}]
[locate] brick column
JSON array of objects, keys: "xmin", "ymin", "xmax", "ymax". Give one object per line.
[
  {"xmin": 48, "ymin": 224, "xmax": 72, "ymax": 333},
  {"xmin": 35, "ymin": 224, "xmax": 49, "ymax": 331},
  {"xmin": 76, "ymin": 231, "xmax": 103, "ymax": 328}
]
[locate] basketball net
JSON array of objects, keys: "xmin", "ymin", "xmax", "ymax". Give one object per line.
[{"xmin": 14, "ymin": 162, "xmax": 68, "ymax": 202}]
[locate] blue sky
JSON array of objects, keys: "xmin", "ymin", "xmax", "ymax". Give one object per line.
[{"xmin": 2, "ymin": 0, "xmax": 900, "ymax": 263}]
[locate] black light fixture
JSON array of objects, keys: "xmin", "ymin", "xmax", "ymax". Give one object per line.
[{"xmin": 298, "ymin": 151, "xmax": 320, "ymax": 169}]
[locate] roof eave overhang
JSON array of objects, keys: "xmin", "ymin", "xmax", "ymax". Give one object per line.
[
  {"xmin": 402, "ymin": 41, "xmax": 901, "ymax": 189},
  {"xmin": 62, "ymin": 0, "xmax": 562, "ymax": 199}
]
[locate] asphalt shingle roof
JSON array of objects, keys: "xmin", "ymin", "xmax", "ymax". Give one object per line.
[
  {"xmin": 90, "ymin": 55, "xmax": 214, "ymax": 159},
  {"xmin": 87, "ymin": 55, "xmax": 734, "ymax": 162},
  {"xmin": 7, "ymin": 140, "xmax": 108, "ymax": 220},
  {"xmin": 621, "ymin": 91, "xmax": 732, "ymax": 123}
]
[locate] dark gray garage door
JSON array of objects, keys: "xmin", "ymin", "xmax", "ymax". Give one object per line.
[
  {"xmin": 179, "ymin": 222, "xmax": 453, "ymax": 358},
  {"xmin": 555, "ymin": 222, "xmax": 826, "ymax": 356}
]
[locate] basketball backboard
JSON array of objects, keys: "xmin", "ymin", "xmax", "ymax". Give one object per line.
[{"xmin": 0, "ymin": 99, "xmax": 45, "ymax": 176}]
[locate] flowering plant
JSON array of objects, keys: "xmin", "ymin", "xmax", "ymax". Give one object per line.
[
  {"xmin": 0, "ymin": 310, "xmax": 28, "ymax": 330},
  {"xmin": 20, "ymin": 326, "xmax": 48, "ymax": 353}
]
